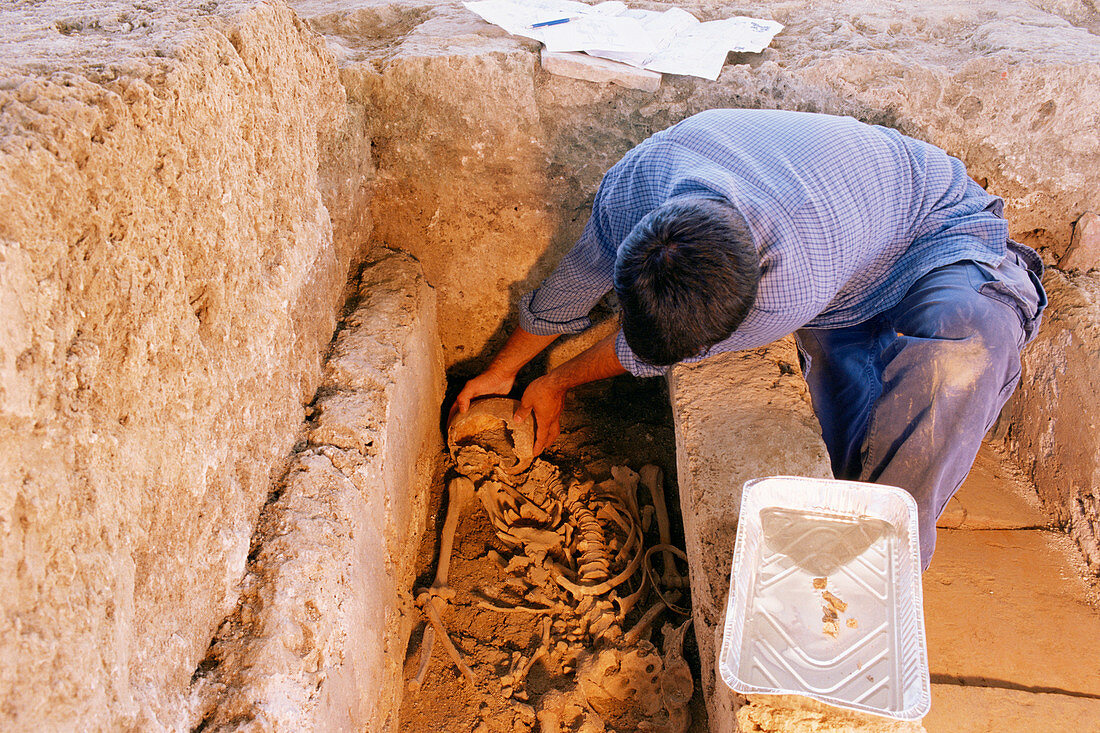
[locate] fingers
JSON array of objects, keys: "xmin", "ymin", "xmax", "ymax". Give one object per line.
[
  {"xmin": 532, "ymin": 420, "xmax": 560, "ymax": 456},
  {"xmin": 448, "ymin": 386, "xmax": 473, "ymax": 424}
]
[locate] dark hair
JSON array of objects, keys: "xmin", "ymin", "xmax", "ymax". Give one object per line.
[{"xmin": 614, "ymin": 197, "xmax": 759, "ymax": 366}]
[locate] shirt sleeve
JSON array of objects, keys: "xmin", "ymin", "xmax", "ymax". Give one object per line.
[
  {"xmin": 518, "ymin": 204, "xmax": 617, "ymax": 336},
  {"xmin": 614, "ymin": 329, "xmax": 670, "ymax": 378}
]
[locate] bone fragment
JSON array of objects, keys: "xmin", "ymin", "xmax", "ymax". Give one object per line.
[
  {"xmin": 639, "ymin": 465, "xmax": 683, "ymax": 589},
  {"xmin": 822, "ymin": 590, "xmax": 848, "ymax": 613},
  {"xmin": 610, "ymin": 464, "xmax": 642, "ymax": 517},
  {"xmin": 660, "ymin": 617, "xmax": 694, "ymax": 729},
  {"xmin": 407, "ymin": 623, "xmax": 436, "ymax": 692},
  {"xmin": 623, "ymin": 591, "xmax": 680, "ymax": 646},
  {"xmin": 537, "ymin": 690, "xmax": 564, "ymax": 733},
  {"xmin": 475, "ymin": 598, "xmax": 554, "ymax": 611},
  {"xmin": 417, "ymin": 589, "xmax": 476, "ymax": 684},
  {"xmin": 432, "ymin": 476, "xmax": 475, "ymax": 596}
]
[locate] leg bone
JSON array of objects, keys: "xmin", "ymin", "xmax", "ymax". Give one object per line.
[{"xmin": 432, "ymin": 476, "xmax": 475, "ymax": 596}]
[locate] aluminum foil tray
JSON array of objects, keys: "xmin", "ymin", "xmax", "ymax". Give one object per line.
[{"xmin": 718, "ymin": 476, "xmax": 931, "ymax": 720}]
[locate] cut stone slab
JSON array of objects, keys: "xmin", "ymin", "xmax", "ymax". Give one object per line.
[
  {"xmin": 936, "ymin": 443, "xmax": 1048, "ymax": 530},
  {"xmin": 540, "ymin": 49, "xmax": 662, "ymax": 91},
  {"xmin": 669, "ymin": 339, "xmax": 919, "ymax": 731},
  {"xmin": 923, "ymin": 528, "xmax": 1100, "ymax": 697},
  {"xmin": 737, "ymin": 695, "xmax": 924, "ymax": 732},
  {"xmin": 192, "ymin": 252, "xmax": 445, "ymax": 732},
  {"xmin": 925, "ymin": 684, "xmax": 1100, "ymax": 732}
]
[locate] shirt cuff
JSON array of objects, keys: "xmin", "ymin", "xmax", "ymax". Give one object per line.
[
  {"xmin": 614, "ymin": 330, "xmax": 669, "ymax": 378},
  {"xmin": 518, "ymin": 290, "xmax": 593, "ymax": 336}
]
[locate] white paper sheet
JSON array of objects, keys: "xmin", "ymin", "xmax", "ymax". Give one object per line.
[
  {"xmin": 643, "ymin": 17, "xmax": 784, "ymax": 80},
  {"xmin": 587, "ymin": 7, "xmax": 699, "ymax": 68},
  {"xmin": 463, "ymin": 1, "xmax": 783, "ymax": 81}
]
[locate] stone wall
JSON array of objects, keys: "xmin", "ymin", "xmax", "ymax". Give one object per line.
[
  {"xmin": 0, "ymin": 2, "xmax": 369, "ymax": 728},
  {"xmin": 666, "ymin": 339, "xmax": 836, "ymax": 731},
  {"xmin": 192, "ymin": 252, "xmax": 444, "ymax": 732},
  {"xmin": 1004, "ymin": 270, "xmax": 1100, "ymax": 572}
]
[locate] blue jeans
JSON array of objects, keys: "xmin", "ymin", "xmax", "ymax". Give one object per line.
[{"xmin": 795, "ymin": 247, "xmax": 1047, "ymax": 570}]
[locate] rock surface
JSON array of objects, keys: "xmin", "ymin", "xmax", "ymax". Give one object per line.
[
  {"xmin": 0, "ymin": 2, "xmax": 368, "ymax": 729},
  {"xmin": 287, "ymin": 0, "xmax": 1100, "ymax": 377},
  {"xmin": 1004, "ymin": 270, "xmax": 1100, "ymax": 573},
  {"xmin": 541, "ymin": 50, "xmax": 663, "ymax": 92},
  {"xmin": 193, "ymin": 252, "xmax": 444, "ymax": 732},
  {"xmin": 1061, "ymin": 212, "xmax": 1100, "ymax": 272},
  {"xmin": 3, "ymin": 0, "xmax": 1100, "ymax": 730}
]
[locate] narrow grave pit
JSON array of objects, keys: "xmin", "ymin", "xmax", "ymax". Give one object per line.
[{"xmin": 401, "ymin": 378, "xmax": 706, "ymax": 732}]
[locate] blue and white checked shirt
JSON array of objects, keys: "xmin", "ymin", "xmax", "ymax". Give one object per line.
[{"xmin": 519, "ymin": 109, "xmax": 1012, "ymax": 377}]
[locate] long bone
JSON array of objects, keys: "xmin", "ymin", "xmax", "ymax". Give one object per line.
[
  {"xmin": 433, "ymin": 476, "xmax": 476, "ymax": 596},
  {"xmin": 659, "ymin": 618, "xmax": 694, "ymax": 733},
  {"xmin": 609, "ymin": 465, "xmax": 642, "ymax": 519},
  {"xmin": 412, "ymin": 475, "xmax": 476, "ymax": 692},
  {"xmin": 639, "ymin": 465, "xmax": 686, "ymax": 589},
  {"xmin": 416, "ymin": 588, "xmax": 476, "ymax": 683},
  {"xmin": 623, "ymin": 591, "xmax": 681, "ymax": 646}
]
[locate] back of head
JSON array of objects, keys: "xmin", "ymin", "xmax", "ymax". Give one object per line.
[{"xmin": 614, "ymin": 197, "xmax": 760, "ymax": 366}]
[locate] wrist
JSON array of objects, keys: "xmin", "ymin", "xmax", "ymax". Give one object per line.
[
  {"xmin": 537, "ymin": 367, "xmax": 571, "ymax": 396},
  {"xmin": 484, "ymin": 363, "xmax": 519, "ymax": 383}
]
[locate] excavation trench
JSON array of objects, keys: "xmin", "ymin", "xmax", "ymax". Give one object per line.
[{"xmin": 401, "ymin": 379, "xmax": 706, "ymax": 732}]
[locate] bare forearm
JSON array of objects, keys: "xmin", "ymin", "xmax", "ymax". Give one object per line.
[
  {"xmin": 542, "ymin": 331, "xmax": 626, "ymax": 393},
  {"xmin": 517, "ymin": 330, "xmax": 626, "ymax": 453},
  {"xmin": 486, "ymin": 327, "xmax": 560, "ymax": 378}
]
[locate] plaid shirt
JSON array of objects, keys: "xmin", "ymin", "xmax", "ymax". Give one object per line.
[{"xmin": 519, "ymin": 109, "xmax": 1013, "ymax": 377}]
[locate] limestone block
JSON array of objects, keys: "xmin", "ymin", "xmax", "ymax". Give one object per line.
[
  {"xmin": 1003, "ymin": 270, "xmax": 1100, "ymax": 573},
  {"xmin": 1060, "ymin": 212, "xmax": 1100, "ymax": 272},
  {"xmin": 0, "ymin": 2, "xmax": 363, "ymax": 729},
  {"xmin": 540, "ymin": 50, "xmax": 662, "ymax": 92},
  {"xmin": 318, "ymin": 9, "xmax": 555, "ymax": 372},
  {"xmin": 667, "ymin": 339, "xmax": 837, "ymax": 731},
  {"xmin": 737, "ymin": 695, "xmax": 924, "ymax": 732},
  {"xmin": 193, "ymin": 252, "xmax": 445, "ymax": 731}
]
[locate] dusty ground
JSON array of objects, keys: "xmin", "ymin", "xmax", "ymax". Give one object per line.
[{"xmin": 400, "ymin": 375, "xmax": 709, "ymax": 732}]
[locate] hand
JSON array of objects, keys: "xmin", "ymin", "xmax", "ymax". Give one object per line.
[
  {"xmin": 450, "ymin": 368, "xmax": 516, "ymax": 422},
  {"xmin": 515, "ymin": 374, "xmax": 566, "ymax": 455}
]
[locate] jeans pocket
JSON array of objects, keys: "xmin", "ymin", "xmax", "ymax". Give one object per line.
[{"xmin": 973, "ymin": 255, "xmax": 1047, "ymax": 345}]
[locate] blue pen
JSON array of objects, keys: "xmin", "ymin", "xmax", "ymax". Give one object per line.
[{"xmin": 530, "ymin": 17, "xmax": 572, "ymax": 28}]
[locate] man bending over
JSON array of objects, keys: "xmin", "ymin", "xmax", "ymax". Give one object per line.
[{"xmin": 454, "ymin": 109, "xmax": 1046, "ymax": 570}]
